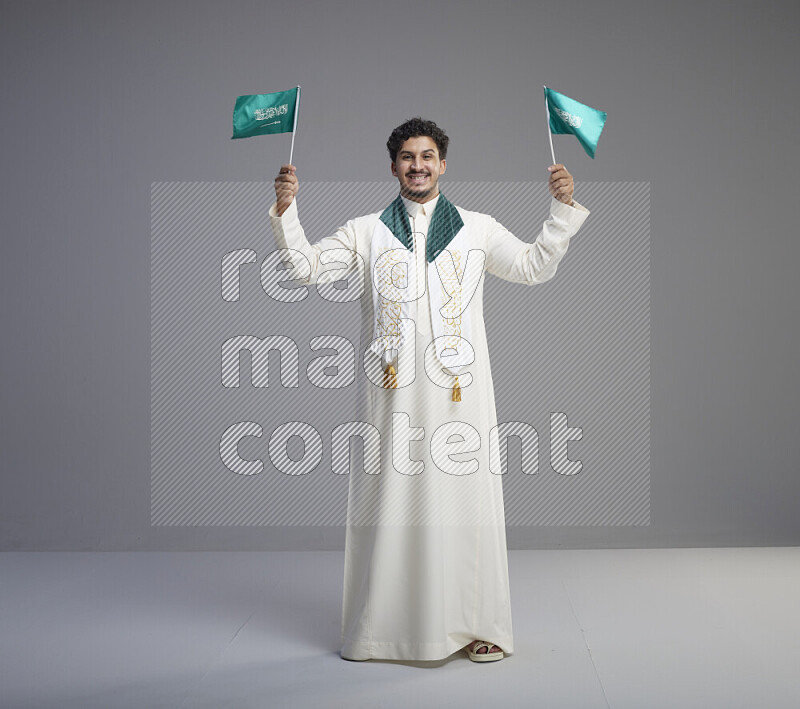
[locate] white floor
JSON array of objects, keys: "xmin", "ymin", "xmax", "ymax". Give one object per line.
[{"xmin": 1, "ymin": 547, "xmax": 798, "ymax": 709}]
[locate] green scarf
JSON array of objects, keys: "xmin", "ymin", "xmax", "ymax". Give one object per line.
[{"xmin": 378, "ymin": 193, "xmax": 465, "ymax": 262}]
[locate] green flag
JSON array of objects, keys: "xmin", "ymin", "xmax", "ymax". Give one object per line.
[
  {"xmin": 544, "ymin": 86, "xmax": 607, "ymax": 159},
  {"xmin": 231, "ymin": 87, "xmax": 300, "ymax": 140}
]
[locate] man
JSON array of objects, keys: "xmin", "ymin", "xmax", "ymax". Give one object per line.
[{"xmin": 270, "ymin": 118, "xmax": 589, "ymax": 662}]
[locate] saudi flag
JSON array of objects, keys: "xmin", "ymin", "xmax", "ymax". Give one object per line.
[
  {"xmin": 544, "ymin": 86, "xmax": 607, "ymax": 159},
  {"xmin": 231, "ymin": 87, "xmax": 300, "ymax": 140}
]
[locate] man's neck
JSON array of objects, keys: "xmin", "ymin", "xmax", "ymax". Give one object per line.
[
  {"xmin": 401, "ymin": 191, "xmax": 440, "ymax": 214},
  {"xmin": 400, "ymin": 187, "xmax": 440, "ymax": 205}
]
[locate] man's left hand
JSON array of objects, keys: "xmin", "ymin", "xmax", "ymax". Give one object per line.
[{"xmin": 548, "ymin": 164, "xmax": 575, "ymax": 206}]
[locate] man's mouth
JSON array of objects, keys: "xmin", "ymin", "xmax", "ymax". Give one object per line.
[{"xmin": 408, "ymin": 174, "xmax": 429, "ymax": 184}]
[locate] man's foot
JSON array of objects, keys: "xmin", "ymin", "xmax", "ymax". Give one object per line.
[
  {"xmin": 467, "ymin": 639, "xmax": 502, "ymax": 655},
  {"xmin": 464, "ymin": 639, "xmax": 504, "ymax": 661}
]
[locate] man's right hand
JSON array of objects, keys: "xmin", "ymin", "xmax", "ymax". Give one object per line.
[{"xmin": 274, "ymin": 164, "xmax": 299, "ymax": 216}]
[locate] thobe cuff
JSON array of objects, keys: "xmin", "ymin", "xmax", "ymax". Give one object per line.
[
  {"xmin": 268, "ymin": 197, "xmax": 309, "ymax": 258},
  {"xmin": 268, "ymin": 196, "xmax": 298, "ymax": 223},
  {"xmin": 542, "ymin": 196, "xmax": 591, "ymax": 246},
  {"xmin": 550, "ymin": 195, "xmax": 590, "ymax": 219}
]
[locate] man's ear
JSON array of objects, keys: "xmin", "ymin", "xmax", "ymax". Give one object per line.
[
  {"xmin": 440, "ymin": 159, "xmax": 446, "ymax": 174},
  {"xmin": 390, "ymin": 162, "xmax": 398, "ymax": 177}
]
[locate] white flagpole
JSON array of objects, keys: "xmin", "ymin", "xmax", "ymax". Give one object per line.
[
  {"xmin": 288, "ymin": 85, "xmax": 301, "ymax": 165},
  {"xmin": 543, "ymin": 85, "xmax": 556, "ymax": 165}
]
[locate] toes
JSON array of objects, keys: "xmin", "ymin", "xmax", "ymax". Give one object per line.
[{"xmin": 471, "ymin": 641, "xmax": 501, "ymax": 654}]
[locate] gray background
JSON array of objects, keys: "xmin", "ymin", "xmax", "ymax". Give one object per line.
[{"xmin": 2, "ymin": 0, "xmax": 797, "ymax": 550}]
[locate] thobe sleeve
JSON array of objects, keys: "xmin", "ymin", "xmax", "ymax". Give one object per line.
[
  {"xmin": 268, "ymin": 197, "xmax": 361, "ymax": 285},
  {"xmin": 484, "ymin": 197, "xmax": 590, "ymax": 285}
]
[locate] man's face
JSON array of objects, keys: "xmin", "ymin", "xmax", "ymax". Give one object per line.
[{"xmin": 391, "ymin": 136, "xmax": 447, "ymax": 203}]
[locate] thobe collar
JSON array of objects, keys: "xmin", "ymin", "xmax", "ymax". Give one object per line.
[
  {"xmin": 400, "ymin": 193, "xmax": 439, "ymax": 220},
  {"xmin": 378, "ymin": 191, "xmax": 465, "ymax": 262}
]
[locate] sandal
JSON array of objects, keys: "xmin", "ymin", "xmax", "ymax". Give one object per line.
[{"xmin": 464, "ymin": 640, "xmax": 504, "ymax": 662}]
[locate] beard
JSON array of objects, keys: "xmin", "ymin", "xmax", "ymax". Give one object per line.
[{"xmin": 400, "ymin": 174, "xmax": 437, "ymax": 201}]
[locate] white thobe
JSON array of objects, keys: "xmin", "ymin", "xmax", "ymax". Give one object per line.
[
  {"xmin": 404, "ymin": 192, "xmax": 437, "ymax": 343},
  {"xmin": 269, "ymin": 191, "xmax": 590, "ymax": 661}
]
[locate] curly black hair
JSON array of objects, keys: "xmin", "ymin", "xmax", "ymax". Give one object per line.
[{"xmin": 386, "ymin": 117, "xmax": 449, "ymax": 162}]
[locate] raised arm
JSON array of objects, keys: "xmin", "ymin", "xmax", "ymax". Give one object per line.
[
  {"xmin": 484, "ymin": 196, "xmax": 590, "ymax": 284},
  {"xmin": 269, "ymin": 164, "xmax": 361, "ymax": 286}
]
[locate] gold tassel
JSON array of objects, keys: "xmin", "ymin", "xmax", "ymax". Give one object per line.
[
  {"xmin": 452, "ymin": 375, "xmax": 461, "ymax": 402},
  {"xmin": 383, "ymin": 363, "xmax": 397, "ymax": 389}
]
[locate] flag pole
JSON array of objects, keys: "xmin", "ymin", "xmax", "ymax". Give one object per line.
[
  {"xmin": 543, "ymin": 85, "xmax": 556, "ymax": 165},
  {"xmin": 288, "ymin": 85, "xmax": 301, "ymax": 166}
]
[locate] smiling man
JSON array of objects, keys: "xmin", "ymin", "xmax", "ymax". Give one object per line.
[
  {"xmin": 270, "ymin": 117, "xmax": 590, "ymax": 663},
  {"xmin": 391, "ymin": 133, "xmax": 446, "ymax": 202}
]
